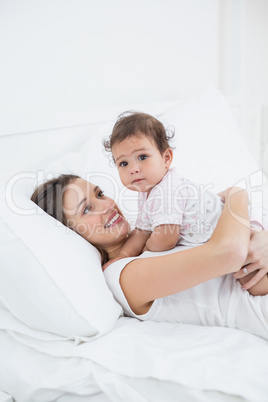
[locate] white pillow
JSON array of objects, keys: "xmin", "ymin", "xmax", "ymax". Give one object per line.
[
  {"xmin": 0, "ymin": 125, "xmax": 123, "ymax": 340},
  {"xmin": 48, "ymin": 87, "xmax": 262, "ymax": 221},
  {"xmin": 160, "ymin": 87, "xmax": 262, "ymax": 192},
  {"xmin": 0, "ymin": 87, "xmax": 263, "ymax": 340}
]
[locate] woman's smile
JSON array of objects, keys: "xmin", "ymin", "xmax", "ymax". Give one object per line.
[{"xmin": 104, "ymin": 212, "xmax": 123, "ymax": 228}]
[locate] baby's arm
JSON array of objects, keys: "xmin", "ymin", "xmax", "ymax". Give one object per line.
[
  {"xmin": 120, "ymin": 228, "xmax": 151, "ymax": 257},
  {"xmin": 102, "ymin": 228, "xmax": 151, "ymax": 270},
  {"xmin": 145, "ymin": 224, "xmax": 181, "ymax": 252}
]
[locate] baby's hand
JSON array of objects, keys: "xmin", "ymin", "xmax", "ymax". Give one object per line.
[
  {"xmin": 142, "ymin": 245, "xmax": 150, "ymax": 252},
  {"xmin": 102, "ymin": 253, "xmax": 127, "ymax": 272},
  {"xmin": 217, "ymin": 190, "xmax": 225, "ymax": 200}
]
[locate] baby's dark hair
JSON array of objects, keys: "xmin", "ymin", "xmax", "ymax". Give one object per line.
[{"xmin": 104, "ymin": 111, "xmax": 174, "ymax": 155}]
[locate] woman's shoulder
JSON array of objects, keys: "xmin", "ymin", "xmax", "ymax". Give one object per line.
[{"xmin": 103, "ymin": 255, "xmax": 161, "ymax": 320}]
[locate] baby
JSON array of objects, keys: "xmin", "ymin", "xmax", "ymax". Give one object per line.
[{"xmin": 103, "ymin": 112, "xmax": 265, "ymax": 267}]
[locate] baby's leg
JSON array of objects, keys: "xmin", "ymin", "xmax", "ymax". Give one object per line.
[{"xmin": 239, "ymin": 272, "xmax": 268, "ymax": 296}]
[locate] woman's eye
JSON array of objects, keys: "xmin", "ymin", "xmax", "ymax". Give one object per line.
[
  {"xmin": 83, "ymin": 205, "xmax": 91, "ymax": 214},
  {"xmin": 138, "ymin": 154, "xmax": 148, "ymax": 161},
  {"xmin": 97, "ymin": 190, "xmax": 104, "ymax": 198},
  {"xmin": 119, "ymin": 161, "xmax": 128, "ymax": 167}
]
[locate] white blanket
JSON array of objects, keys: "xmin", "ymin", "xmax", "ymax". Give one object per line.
[{"xmin": 1, "ymin": 305, "xmax": 268, "ymax": 402}]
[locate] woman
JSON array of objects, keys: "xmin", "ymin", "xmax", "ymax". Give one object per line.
[{"xmin": 31, "ymin": 174, "xmax": 268, "ymax": 340}]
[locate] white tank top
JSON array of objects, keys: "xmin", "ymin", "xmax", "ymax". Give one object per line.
[{"xmin": 104, "ymin": 247, "xmax": 234, "ymax": 327}]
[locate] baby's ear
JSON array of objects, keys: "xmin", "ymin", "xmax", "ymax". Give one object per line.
[{"xmin": 163, "ymin": 148, "xmax": 173, "ymax": 167}]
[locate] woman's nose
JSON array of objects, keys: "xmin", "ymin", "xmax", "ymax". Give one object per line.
[{"xmin": 97, "ymin": 198, "xmax": 115, "ymax": 214}]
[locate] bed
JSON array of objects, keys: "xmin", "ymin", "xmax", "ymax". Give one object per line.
[{"xmin": 1, "ymin": 88, "xmax": 268, "ymax": 402}]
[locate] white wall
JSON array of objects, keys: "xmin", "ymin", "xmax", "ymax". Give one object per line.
[
  {"xmin": 220, "ymin": 0, "xmax": 268, "ymax": 165},
  {"xmin": 242, "ymin": 0, "xmax": 268, "ymax": 166},
  {"xmin": 0, "ymin": 0, "xmax": 220, "ymax": 121},
  {"xmin": 1, "ymin": 0, "xmax": 267, "ymax": 170}
]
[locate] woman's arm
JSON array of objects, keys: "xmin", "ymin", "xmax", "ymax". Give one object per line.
[{"xmin": 120, "ymin": 187, "xmax": 250, "ymax": 315}]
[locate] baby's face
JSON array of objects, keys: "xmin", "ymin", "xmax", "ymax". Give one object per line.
[{"xmin": 112, "ymin": 135, "xmax": 172, "ymax": 194}]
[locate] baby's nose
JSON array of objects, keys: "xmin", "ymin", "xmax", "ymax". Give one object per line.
[{"xmin": 130, "ymin": 163, "xmax": 140, "ymax": 174}]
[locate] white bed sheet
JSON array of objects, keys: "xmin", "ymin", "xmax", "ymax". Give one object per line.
[{"xmin": 1, "ymin": 305, "xmax": 268, "ymax": 402}]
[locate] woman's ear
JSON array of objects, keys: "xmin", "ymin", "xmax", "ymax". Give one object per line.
[{"xmin": 163, "ymin": 148, "xmax": 173, "ymax": 168}]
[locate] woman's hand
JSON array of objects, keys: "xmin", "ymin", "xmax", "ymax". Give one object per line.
[
  {"xmin": 233, "ymin": 230, "xmax": 268, "ymax": 289},
  {"xmin": 217, "ymin": 186, "xmax": 246, "ymax": 201}
]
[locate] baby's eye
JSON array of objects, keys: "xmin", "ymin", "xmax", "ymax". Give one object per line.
[
  {"xmin": 97, "ymin": 190, "xmax": 104, "ymax": 198},
  {"xmin": 119, "ymin": 161, "xmax": 128, "ymax": 167},
  {"xmin": 83, "ymin": 205, "xmax": 91, "ymax": 214},
  {"xmin": 138, "ymin": 154, "xmax": 148, "ymax": 161}
]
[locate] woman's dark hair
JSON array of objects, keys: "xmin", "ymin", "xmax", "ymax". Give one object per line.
[
  {"xmin": 31, "ymin": 174, "xmax": 79, "ymax": 225},
  {"xmin": 31, "ymin": 174, "xmax": 109, "ymax": 264},
  {"xmin": 104, "ymin": 111, "xmax": 175, "ymax": 155}
]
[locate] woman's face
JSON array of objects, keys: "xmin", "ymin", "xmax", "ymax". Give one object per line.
[{"xmin": 63, "ymin": 178, "xmax": 130, "ymax": 250}]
